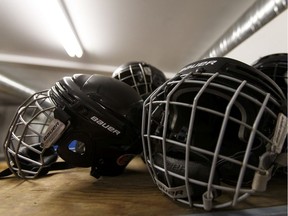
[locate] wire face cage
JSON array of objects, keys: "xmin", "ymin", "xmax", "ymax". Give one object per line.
[
  {"xmin": 113, "ymin": 62, "xmax": 153, "ymax": 98},
  {"xmin": 4, "ymin": 90, "xmax": 57, "ymax": 178},
  {"xmin": 141, "ymin": 67, "xmax": 286, "ymax": 210}
]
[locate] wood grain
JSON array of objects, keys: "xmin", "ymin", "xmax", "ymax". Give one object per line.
[{"xmin": 0, "ymin": 156, "xmax": 286, "ymax": 216}]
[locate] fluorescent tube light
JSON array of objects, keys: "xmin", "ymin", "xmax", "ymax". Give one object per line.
[{"xmin": 49, "ymin": 0, "xmax": 83, "ymax": 58}]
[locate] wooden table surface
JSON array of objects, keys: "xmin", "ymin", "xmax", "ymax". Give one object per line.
[{"xmin": 0, "ymin": 156, "xmax": 287, "ymax": 216}]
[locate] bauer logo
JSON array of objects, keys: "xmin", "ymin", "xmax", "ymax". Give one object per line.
[
  {"xmin": 42, "ymin": 119, "xmax": 66, "ymax": 148},
  {"xmin": 155, "ymin": 179, "xmax": 187, "ymax": 199},
  {"xmin": 180, "ymin": 60, "xmax": 217, "ymax": 73},
  {"xmin": 90, "ymin": 115, "xmax": 121, "ymax": 135}
]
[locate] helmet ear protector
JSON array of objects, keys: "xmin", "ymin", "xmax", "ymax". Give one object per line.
[
  {"xmin": 142, "ymin": 57, "xmax": 287, "ymax": 210},
  {"xmin": 1, "ymin": 74, "xmax": 143, "ymax": 179}
]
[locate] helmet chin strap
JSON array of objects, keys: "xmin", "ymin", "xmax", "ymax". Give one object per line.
[
  {"xmin": 0, "ymin": 142, "xmax": 76, "ymax": 179},
  {"xmin": 0, "ymin": 167, "xmax": 13, "ymax": 178},
  {"xmin": 0, "ymin": 161, "xmax": 75, "ymax": 179}
]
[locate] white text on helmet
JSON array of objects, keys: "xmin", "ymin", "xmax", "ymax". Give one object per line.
[
  {"xmin": 155, "ymin": 179, "xmax": 187, "ymax": 199},
  {"xmin": 90, "ymin": 116, "xmax": 121, "ymax": 135},
  {"xmin": 42, "ymin": 119, "xmax": 66, "ymax": 148},
  {"xmin": 180, "ymin": 60, "xmax": 217, "ymax": 73}
]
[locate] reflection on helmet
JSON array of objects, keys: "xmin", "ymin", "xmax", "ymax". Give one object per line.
[
  {"xmin": 3, "ymin": 74, "xmax": 143, "ymax": 179},
  {"xmin": 141, "ymin": 57, "xmax": 287, "ymax": 210},
  {"xmin": 112, "ymin": 61, "xmax": 166, "ymax": 99},
  {"xmin": 252, "ymin": 53, "xmax": 287, "ymax": 98}
]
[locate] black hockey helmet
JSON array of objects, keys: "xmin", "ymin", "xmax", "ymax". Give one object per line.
[
  {"xmin": 112, "ymin": 61, "xmax": 166, "ymax": 99},
  {"xmin": 3, "ymin": 74, "xmax": 143, "ymax": 179},
  {"xmin": 142, "ymin": 57, "xmax": 287, "ymax": 210},
  {"xmin": 252, "ymin": 53, "xmax": 287, "ymax": 98}
]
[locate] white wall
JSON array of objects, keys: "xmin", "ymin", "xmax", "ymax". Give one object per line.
[{"xmin": 225, "ymin": 10, "xmax": 288, "ymax": 65}]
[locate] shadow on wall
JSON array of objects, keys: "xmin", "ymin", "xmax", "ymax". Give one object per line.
[{"xmin": 0, "ymin": 106, "xmax": 18, "ymax": 161}]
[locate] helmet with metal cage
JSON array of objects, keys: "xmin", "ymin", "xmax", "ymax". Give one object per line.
[
  {"xmin": 112, "ymin": 61, "xmax": 166, "ymax": 99},
  {"xmin": 252, "ymin": 53, "xmax": 287, "ymax": 98},
  {"xmin": 141, "ymin": 57, "xmax": 287, "ymax": 210},
  {"xmin": 3, "ymin": 74, "xmax": 143, "ymax": 179}
]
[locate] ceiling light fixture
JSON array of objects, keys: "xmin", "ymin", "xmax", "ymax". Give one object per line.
[{"xmin": 50, "ymin": 0, "xmax": 83, "ymax": 58}]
